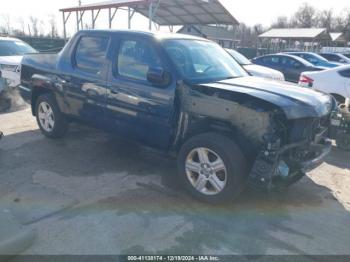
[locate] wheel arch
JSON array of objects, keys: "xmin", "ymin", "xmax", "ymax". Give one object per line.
[
  {"xmin": 330, "ymin": 93, "xmax": 346, "ymax": 104},
  {"xmin": 174, "ymin": 116, "xmax": 258, "ymax": 165},
  {"xmin": 31, "ymin": 87, "xmax": 55, "ymax": 116}
]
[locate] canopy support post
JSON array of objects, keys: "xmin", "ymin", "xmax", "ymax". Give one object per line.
[
  {"xmin": 78, "ymin": 10, "xmax": 85, "ymax": 30},
  {"xmin": 62, "ymin": 12, "xmax": 67, "ymax": 39},
  {"xmin": 148, "ymin": 0, "xmax": 161, "ymax": 31},
  {"xmin": 109, "ymin": 8, "xmax": 118, "ymax": 29},
  {"xmin": 148, "ymin": 2, "xmax": 153, "ymax": 30},
  {"xmin": 62, "ymin": 11, "xmax": 71, "ymax": 40},
  {"xmin": 76, "ymin": 11, "xmax": 80, "ymax": 32},
  {"xmin": 128, "ymin": 7, "xmax": 135, "ymax": 29},
  {"xmin": 91, "ymin": 9, "xmax": 101, "ymax": 29}
]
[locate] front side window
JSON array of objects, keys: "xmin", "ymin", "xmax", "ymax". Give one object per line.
[
  {"xmin": 75, "ymin": 36, "xmax": 109, "ymax": 74},
  {"xmin": 282, "ymin": 57, "xmax": 302, "ymax": 68},
  {"xmin": 162, "ymin": 39, "xmax": 247, "ymax": 83},
  {"xmin": 117, "ymin": 40, "xmax": 162, "ymax": 81}
]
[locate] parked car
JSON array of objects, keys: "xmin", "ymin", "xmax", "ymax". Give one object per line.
[
  {"xmin": 19, "ymin": 30, "xmax": 333, "ymax": 203},
  {"xmin": 0, "ymin": 37, "xmax": 37, "ymax": 87},
  {"xmin": 285, "ymin": 52, "xmax": 341, "ymax": 68},
  {"xmin": 299, "ymin": 65, "xmax": 350, "ymax": 103},
  {"xmin": 319, "ymin": 53, "xmax": 350, "ymax": 64},
  {"xmin": 252, "ymin": 54, "xmax": 324, "ymax": 83},
  {"xmin": 226, "ymin": 49, "xmax": 285, "ymax": 81}
]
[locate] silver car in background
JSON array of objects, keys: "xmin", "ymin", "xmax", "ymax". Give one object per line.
[
  {"xmin": 0, "ymin": 37, "xmax": 37, "ymax": 88},
  {"xmin": 226, "ymin": 49, "xmax": 285, "ymax": 81}
]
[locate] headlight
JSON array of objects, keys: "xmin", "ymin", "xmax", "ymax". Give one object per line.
[{"xmin": 0, "ymin": 64, "xmax": 18, "ymax": 72}]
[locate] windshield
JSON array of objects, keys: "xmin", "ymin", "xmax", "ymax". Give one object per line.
[
  {"xmin": 0, "ymin": 40, "xmax": 37, "ymax": 56},
  {"xmin": 162, "ymin": 39, "xmax": 248, "ymax": 83},
  {"xmin": 226, "ymin": 49, "xmax": 252, "ymax": 65}
]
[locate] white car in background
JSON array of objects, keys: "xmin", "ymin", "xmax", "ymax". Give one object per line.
[
  {"xmin": 226, "ymin": 49, "xmax": 285, "ymax": 81},
  {"xmin": 0, "ymin": 37, "xmax": 37, "ymax": 87},
  {"xmin": 299, "ymin": 65, "xmax": 350, "ymax": 103}
]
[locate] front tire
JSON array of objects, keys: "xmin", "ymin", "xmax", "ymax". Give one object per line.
[
  {"xmin": 35, "ymin": 93, "xmax": 68, "ymax": 139},
  {"xmin": 336, "ymin": 131, "xmax": 350, "ymax": 151},
  {"xmin": 178, "ymin": 133, "xmax": 248, "ymax": 204}
]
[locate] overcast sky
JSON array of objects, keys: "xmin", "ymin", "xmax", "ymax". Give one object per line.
[{"xmin": 1, "ymin": 0, "xmax": 350, "ymax": 37}]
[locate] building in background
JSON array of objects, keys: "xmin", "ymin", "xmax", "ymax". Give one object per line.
[
  {"xmin": 177, "ymin": 25, "xmax": 239, "ymax": 48},
  {"xmin": 258, "ymin": 28, "xmax": 333, "ymax": 54}
]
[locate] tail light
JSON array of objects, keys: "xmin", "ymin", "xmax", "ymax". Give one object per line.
[{"xmin": 299, "ymin": 75, "xmax": 314, "ymax": 87}]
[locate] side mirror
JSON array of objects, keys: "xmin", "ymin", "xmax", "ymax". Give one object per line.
[{"xmin": 147, "ymin": 67, "xmax": 171, "ymax": 87}]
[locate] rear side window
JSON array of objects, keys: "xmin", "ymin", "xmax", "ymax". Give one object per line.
[
  {"xmin": 75, "ymin": 36, "xmax": 109, "ymax": 75},
  {"xmin": 339, "ymin": 69, "xmax": 350, "ymax": 78},
  {"xmin": 323, "ymin": 54, "xmax": 339, "ymax": 61},
  {"xmin": 117, "ymin": 40, "xmax": 162, "ymax": 81},
  {"xmin": 281, "ymin": 57, "xmax": 302, "ymax": 68}
]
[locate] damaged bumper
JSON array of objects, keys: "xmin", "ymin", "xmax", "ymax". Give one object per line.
[
  {"xmin": 249, "ymin": 137, "xmax": 332, "ymax": 190},
  {"xmin": 296, "ymin": 140, "xmax": 332, "ymax": 172}
]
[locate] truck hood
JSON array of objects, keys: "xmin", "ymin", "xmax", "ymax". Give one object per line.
[
  {"xmin": 0, "ymin": 55, "xmax": 23, "ymax": 65},
  {"xmin": 200, "ymin": 76, "xmax": 333, "ymax": 119}
]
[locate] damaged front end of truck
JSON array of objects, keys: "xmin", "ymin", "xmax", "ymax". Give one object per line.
[{"xmin": 175, "ymin": 77, "xmax": 334, "ymax": 191}]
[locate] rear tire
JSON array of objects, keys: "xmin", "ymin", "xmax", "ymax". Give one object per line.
[
  {"xmin": 35, "ymin": 93, "xmax": 68, "ymax": 139},
  {"xmin": 177, "ymin": 133, "xmax": 248, "ymax": 204}
]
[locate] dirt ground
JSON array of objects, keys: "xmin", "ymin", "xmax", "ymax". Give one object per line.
[{"xmin": 0, "ymin": 106, "xmax": 350, "ymax": 256}]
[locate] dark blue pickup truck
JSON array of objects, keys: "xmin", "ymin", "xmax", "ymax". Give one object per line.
[{"xmin": 19, "ymin": 30, "xmax": 334, "ymax": 203}]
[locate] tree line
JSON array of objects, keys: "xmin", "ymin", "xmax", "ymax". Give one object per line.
[
  {"xmin": 228, "ymin": 3, "xmax": 350, "ymax": 47},
  {"xmin": 0, "ymin": 14, "xmax": 59, "ymax": 38}
]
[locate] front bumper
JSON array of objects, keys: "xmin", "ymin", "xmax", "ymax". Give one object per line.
[
  {"xmin": 283, "ymin": 139, "xmax": 332, "ymax": 172},
  {"xmin": 248, "ymin": 137, "xmax": 332, "ymax": 190}
]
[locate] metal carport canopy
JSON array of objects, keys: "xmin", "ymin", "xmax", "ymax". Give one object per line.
[{"xmin": 59, "ymin": 0, "xmax": 239, "ymax": 26}]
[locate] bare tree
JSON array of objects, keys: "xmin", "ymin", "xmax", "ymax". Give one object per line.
[
  {"xmin": 317, "ymin": 9, "xmax": 334, "ymax": 31},
  {"xmin": 341, "ymin": 10, "xmax": 350, "ymax": 40},
  {"xmin": 0, "ymin": 14, "xmax": 11, "ymax": 35},
  {"xmin": 47, "ymin": 15, "xmax": 58, "ymax": 38},
  {"xmin": 271, "ymin": 16, "xmax": 289, "ymax": 28},
  {"xmin": 29, "ymin": 16, "xmax": 39, "ymax": 37},
  {"xmin": 291, "ymin": 3, "xmax": 317, "ymax": 28},
  {"xmin": 17, "ymin": 17, "xmax": 26, "ymax": 35}
]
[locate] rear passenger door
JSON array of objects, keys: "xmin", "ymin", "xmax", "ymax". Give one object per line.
[
  {"xmin": 63, "ymin": 34, "xmax": 110, "ymax": 126},
  {"xmin": 281, "ymin": 57, "xmax": 303, "ymax": 83},
  {"xmin": 106, "ymin": 35, "xmax": 176, "ymax": 149}
]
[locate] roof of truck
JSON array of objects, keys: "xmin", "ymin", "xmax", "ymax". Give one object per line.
[{"xmin": 78, "ymin": 29, "xmax": 211, "ymax": 41}]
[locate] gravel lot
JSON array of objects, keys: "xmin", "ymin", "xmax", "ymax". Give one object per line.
[{"xmin": 0, "ymin": 107, "xmax": 350, "ymax": 256}]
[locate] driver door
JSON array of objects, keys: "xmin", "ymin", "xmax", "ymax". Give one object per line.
[{"xmin": 105, "ymin": 36, "xmax": 176, "ymax": 149}]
